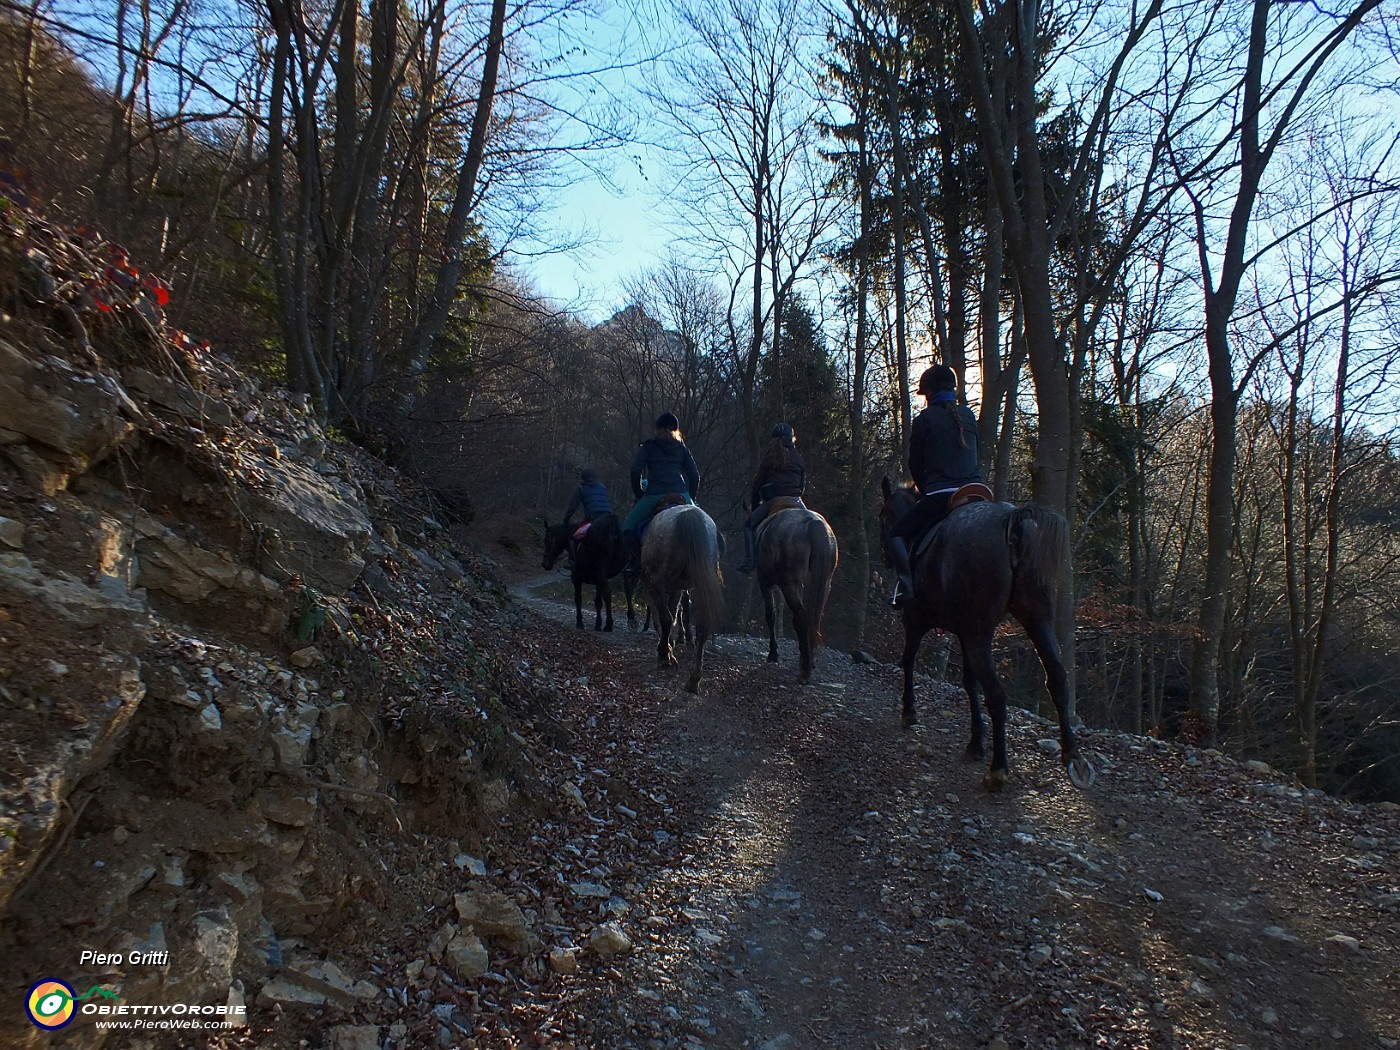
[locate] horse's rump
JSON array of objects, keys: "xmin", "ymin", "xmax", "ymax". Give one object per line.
[{"xmin": 644, "ymin": 505, "xmax": 724, "ymax": 632}]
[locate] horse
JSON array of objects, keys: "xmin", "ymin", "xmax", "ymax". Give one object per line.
[
  {"xmin": 878, "ymin": 477, "xmax": 1092, "ymax": 791},
  {"xmin": 542, "ymin": 512, "xmax": 636, "ymax": 631},
  {"xmin": 639, "ymin": 503, "xmax": 725, "ymax": 693},
  {"xmin": 753, "ymin": 500, "xmax": 838, "ymax": 684}
]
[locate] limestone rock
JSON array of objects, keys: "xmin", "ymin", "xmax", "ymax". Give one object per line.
[
  {"xmin": 587, "ymin": 923, "xmax": 632, "ymax": 958},
  {"xmin": 122, "ymin": 366, "xmax": 236, "ymax": 428},
  {"xmin": 0, "ymin": 339, "xmax": 136, "ymax": 487},
  {"xmin": 263, "ymin": 793, "xmax": 319, "ymax": 828},
  {"xmin": 444, "ymin": 929, "xmax": 490, "ymax": 979},
  {"xmin": 454, "ymin": 887, "xmax": 536, "ymax": 954},
  {"xmin": 548, "ymin": 948, "xmax": 581, "ymax": 975},
  {"xmin": 235, "ymin": 454, "xmax": 373, "ymax": 595},
  {"xmin": 289, "ymin": 645, "xmax": 324, "ymax": 668},
  {"xmin": 0, "ymin": 552, "xmax": 149, "ymax": 914}
]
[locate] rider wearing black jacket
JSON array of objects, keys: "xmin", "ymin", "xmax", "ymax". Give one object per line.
[{"xmin": 888, "ymin": 364, "xmax": 980, "ymax": 606}]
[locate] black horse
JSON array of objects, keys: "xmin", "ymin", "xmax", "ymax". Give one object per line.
[
  {"xmin": 879, "ymin": 477, "xmax": 1092, "ymax": 791},
  {"xmin": 542, "ymin": 512, "xmax": 636, "ymax": 631}
]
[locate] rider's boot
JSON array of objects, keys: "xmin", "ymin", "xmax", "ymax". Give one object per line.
[
  {"xmin": 888, "ymin": 536, "xmax": 914, "ymax": 608},
  {"xmin": 623, "ymin": 529, "xmax": 642, "ymax": 577},
  {"xmin": 737, "ymin": 526, "xmax": 757, "ymax": 574}
]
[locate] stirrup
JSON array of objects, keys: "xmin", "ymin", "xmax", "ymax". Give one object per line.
[{"xmin": 890, "ymin": 577, "xmax": 913, "ymax": 608}]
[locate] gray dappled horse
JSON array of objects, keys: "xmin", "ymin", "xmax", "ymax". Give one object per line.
[
  {"xmin": 753, "ymin": 500, "xmax": 838, "ymax": 684},
  {"xmin": 879, "ymin": 477, "xmax": 1092, "ymax": 791},
  {"xmin": 542, "ymin": 512, "xmax": 636, "ymax": 631},
  {"xmin": 640, "ymin": 503, "xmax": 725, "ymax": 693}
]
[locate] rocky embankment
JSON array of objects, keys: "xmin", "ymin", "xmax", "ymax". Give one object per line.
[{"xmin": 0, "ymin": 206, "xmax": 558, "ymax": 1048}]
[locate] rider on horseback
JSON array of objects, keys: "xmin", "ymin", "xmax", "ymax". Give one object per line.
[
  {"xmin": 888, "ymin": 363, "xmax": 981, "ymax": 607},
  {"xmin": 623, "ymin": 412, "xmax": 700, "ymax": 574},
  {"xmin": 562, "ymin": 467, "xmax": 613, "ymax": 567},
  {"xmin": 737, "ymin": 422, "xmax": 806, "ymax": 574}
]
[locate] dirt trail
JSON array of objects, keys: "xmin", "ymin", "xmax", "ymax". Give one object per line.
[{"xmin": 511, "ymin": 571, "xmax": 1400, "ymax": 1050}]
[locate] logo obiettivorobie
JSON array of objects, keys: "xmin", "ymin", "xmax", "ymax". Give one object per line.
[
  {"xmin": 26, "ymin": 979, "xmax": 76, "ymax": 1029},
  {"xmin": 25, "ymin": 979, "xmax": 121, "ymax": 1029}
]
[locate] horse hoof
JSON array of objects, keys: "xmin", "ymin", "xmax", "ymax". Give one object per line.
[
  {"xmin": 684, "ymin": 676, "xmax": 700, "ymax": 693},
  {"xmin": 983, "ymin": 769, "xmax": 1008, "ymax": 791},
  {"xmin": 604, "ymin": 623, "xmax": 614, "ymax": 633},
  {"xmin": 767, "ymin": 653, "xmax": 779, "ymax": 664},
  {"xmin": 963, "ymin": 745, "xmax": 984, "ymax": 763},
  {"xmin": 902, "ymin": 715, "xmax": 917, "ymax": 730},
  {"xmin": 1066, "ymin": 755, "xmax": 1095, "ymax": 789}
]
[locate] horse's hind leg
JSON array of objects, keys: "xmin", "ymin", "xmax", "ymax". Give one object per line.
[
  {"xmin": 600, "ymin": 580, "xmax": 614, "ymax": 632},
  {"xmin": 900, "ymin": 622, "xmax": 930, "ymax": 728},
  {"xmin": 962, "ymin": 635, "xmax": 1009, "ymax": 790},
  {"xmin": 573, "ymin": 577, "xmax": 585, "ymax": 630},
  {"xmin": 685, "ymin": 624, "xmax": 708, "ymax": 693},
  {"xmin": 957, "ymin": 635, "xmax": 985, "ymax": 762},
  {"xmin": 1018, "ymin": 614, "xmax": 1087, "ymax": 784},
  {"xmin": 655, "ymin": 593, "xmax": 677, "ymax": 667},
  {"xmin": 780, "ymin": 581, "xmax": 809, "ymax": 683},
  {"xmin": 763, "ymin": 586, "xmax": 780, "ymax": 663}
]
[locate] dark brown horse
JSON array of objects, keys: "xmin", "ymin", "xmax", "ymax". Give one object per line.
[
  {"xmin": 542, "ymin": 512, "xmax": 636, "ymax": 631},
  {"xmin": 753, "ymin": 501, "xmax": 838, "ymax": 684},
  {"xmin": 640, "ymin": 503, "xmax": 725, "ymax": 693},
  {"xmin": 879, "ymin": 477, "xmax": 1092, "ymax": 790}
]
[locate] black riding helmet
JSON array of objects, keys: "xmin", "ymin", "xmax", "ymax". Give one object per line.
[
  {"xmin": 655, "ymin": 411, "xmax": 680, "ymax": 431},
  {"xmin": 580, "ymin": 467, "xmax": 598, "ymax": 482},
  {"xmin": 771, "ymin": 422, "xmax": 794, "ymax": 440},
  {"xmin": 917, "ymin": 363, "xmax": 958, "ymax": 396}
]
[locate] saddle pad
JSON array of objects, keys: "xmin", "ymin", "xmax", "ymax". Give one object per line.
[{"xmin": 572, "ymin": 522, "xmax": 591, "ymax": 542}]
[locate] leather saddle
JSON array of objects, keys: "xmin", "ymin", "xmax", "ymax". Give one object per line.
[{"xmin": 912, "ymin": 482, "xmax": 994, "ymax": 560}]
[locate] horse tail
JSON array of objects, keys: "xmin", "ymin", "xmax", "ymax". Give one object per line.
[
  {"xmin": 677, "ymin": 509, "xmax": 725, "ymax": 634},
  {"xmin": 1007, "ymin": 505, "xmax": 1067, "ymax": 594},
  {"xmin": 805, "ymin": 515, "xmax": 836, "ymax": 649}
]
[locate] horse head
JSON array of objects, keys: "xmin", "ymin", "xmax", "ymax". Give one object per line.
[
  {"xmin": 541, "ymin": 516, "xmax": 569, "ymax": 570},
  {"xmin": 878, "ymin": 475, "xmax": 918, "ymax": 565}
]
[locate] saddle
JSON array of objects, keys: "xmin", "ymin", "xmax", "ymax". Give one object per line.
[
  {"xmin": 754, "ymin": 496, "xmax": 805, "ymax": 544},
  {"xmin": 572, "ymin": 522, "xmax": 591, "ymax": 543},
  {"xmin": 911, "ymin": 482, "xmax": 994, "ymax": 561},
  {"xmin": 637, "ymin": 493, "xmax": 690, "ymax": 541}
]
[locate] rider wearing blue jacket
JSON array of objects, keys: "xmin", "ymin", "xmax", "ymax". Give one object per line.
[
  {"xmin": 888, "ymin": 364, "xmax": 980, "ymax": 606},
  {"xmin": 564, "ymin": 467, "xmax": 612, "ymax": 525},
  {"xmin": 623, "ymin": 412, "xmax": 700, "ymax": 571}
]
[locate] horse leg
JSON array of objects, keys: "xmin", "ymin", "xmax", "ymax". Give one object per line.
[
  {"xmin": 780, "ymin": 581, "xmax": 809, "ymax": 683},
  {"xmin": 1018, "ymin": 614, "xmax": 1089, "ymax": 786},
  {"xmin": 600, "ymin": 579, "xmax": 614, "ymax": 632},
  {"xmin": 623, "ymin": 572, "xmax": 637, "ymax": 629},
  {"xmin": 962, "ymin": 635, "xmax": 1010, "ymax": 790},
  {"xmin": 900, "ymin": 622, "xmax": 930, "ymax": 728},
  {"xmin": 763, "ymin": 585, "xmax": 780, "ymax": 663},
  {"xmin": 656, "ymin": 593, "xmax": 677, "ymax": 668},
  {"xmin": 685, "ymin": 622, "xmax": 708, "ymax": 693},
  {"xmin": 958, "ymin": 635, "xmax": 985, "ymax": 762},
  {"xmin": 593, "ymin": 581, "xmax": 605, "ymax": 631},
  {"xmin": 572, "ymin": 575, "xmax": 585, "ymax": 630}
]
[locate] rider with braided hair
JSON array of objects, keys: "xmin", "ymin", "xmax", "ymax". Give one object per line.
[{"xmin": 887, "ymin": 363, "xmax": 980, "ymax": 607}]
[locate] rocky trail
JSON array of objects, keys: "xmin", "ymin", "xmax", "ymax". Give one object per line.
[{"xmin": 352, "ymin": 566, "xmax": 1400, "ymax": 1050}]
